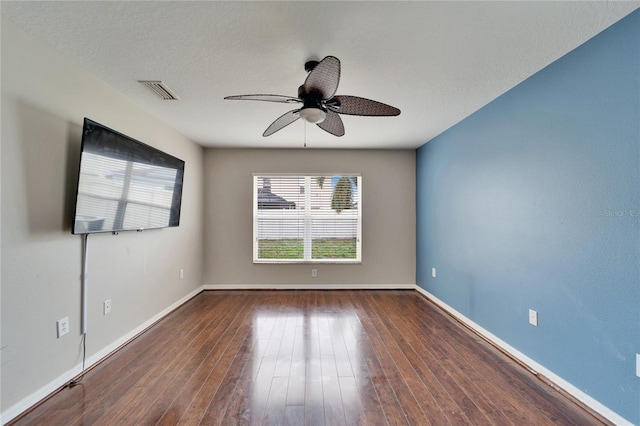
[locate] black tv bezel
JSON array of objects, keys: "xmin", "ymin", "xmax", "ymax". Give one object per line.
[{"xmin": 71, "ymin": 118, "xmax": 185, "ymax": 235}]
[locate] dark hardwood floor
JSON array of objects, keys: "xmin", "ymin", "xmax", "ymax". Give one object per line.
[{"xmin": 12, "ymin": 290, "xmax": 606, "ymax": 425}]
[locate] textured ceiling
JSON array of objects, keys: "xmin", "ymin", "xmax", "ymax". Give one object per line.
[{"xmin": 1, "ymin": 1, "xmax": 638, "ymax": 149}]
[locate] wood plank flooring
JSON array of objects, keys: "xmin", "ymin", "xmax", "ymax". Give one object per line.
[{"xmin": 11, "ymin": 290, "xmax": 607, "ymax": 425}]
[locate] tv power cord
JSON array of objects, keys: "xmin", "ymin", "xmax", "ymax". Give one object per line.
[{"xmin": 67, "ymin": 333, "xmax": 86, "ymax": 387}]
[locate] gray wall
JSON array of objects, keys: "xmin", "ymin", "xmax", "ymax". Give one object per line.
[
  {"xmin": 203, "ymin": 148, "xmax": 416, "ymax": 286},
  {"xmin": 1, "ymin": 18, "xmax": 204, "ymax": 413}
]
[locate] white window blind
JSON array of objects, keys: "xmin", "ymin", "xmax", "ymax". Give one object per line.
[{"xmin": 253, "ymin": 174, "xmax": 361, "ymax": 263}]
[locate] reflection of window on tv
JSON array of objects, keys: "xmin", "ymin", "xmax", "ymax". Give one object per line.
[
  {"xmin": 75, "ymin": 155, "xmax": 178, "ymax": 232},
  {"xmin": 72, "ymin": 118, "xmax": 184, "ymax": 234}
]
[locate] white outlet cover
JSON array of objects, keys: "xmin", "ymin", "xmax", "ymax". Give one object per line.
[
  {"xmin": 528, "ymin": 309, "xmax": 538, "ymax": 326},
  {"xmin": 432, "ymin": 268, "xmax": 436, "ymax": 278},
  {"xmin": 311, "ymin": 269, "xmax": 318, "ymax": 278},
  {"xmin": 104, "ymin": 299, "xmax": 112, "ymax": 315},
  {"xmin": 57, "ymin": 317, "xmax": 69, "ymax": 338},
  {"xmin": 636, "ymin": 353, "xmax": 640, "ymax": 378}
]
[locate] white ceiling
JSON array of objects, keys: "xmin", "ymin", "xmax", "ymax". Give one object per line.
[{"xmin": 2, "ymin": 1, "xmax": 638, "ymax": 149}]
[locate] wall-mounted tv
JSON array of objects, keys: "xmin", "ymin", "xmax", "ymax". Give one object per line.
[{"xmin": 72, "ymin": 118, "xmax": 185, "ymax": 234}]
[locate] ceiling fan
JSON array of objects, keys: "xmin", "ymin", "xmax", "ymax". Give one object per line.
[{"xmin": 224, "ymin": 56, "xmax": 401, "ymax": 137}]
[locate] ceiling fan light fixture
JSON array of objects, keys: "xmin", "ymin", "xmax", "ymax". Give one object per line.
[{"xmin": 299, "ymin": 106, "xmax": 327, "ymax": 124}]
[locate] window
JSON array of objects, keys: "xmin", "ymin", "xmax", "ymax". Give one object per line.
[{"xmin": 253, "ymin": 174, "xmax": 361, "ymax": 263}]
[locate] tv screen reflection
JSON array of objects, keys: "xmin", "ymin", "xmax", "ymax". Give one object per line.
[{"xmin": 74, "ymin": 152, "xmax": 179, "ymax": 234}]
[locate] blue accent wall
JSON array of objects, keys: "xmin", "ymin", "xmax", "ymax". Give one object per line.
[{"xmin": 416, "ymin": 10, "xmax": 639, "ymax": 423}]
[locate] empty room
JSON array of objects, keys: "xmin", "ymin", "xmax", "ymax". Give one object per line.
[{"xmin": 1, "ymin": 2, "xmax": 638, "ymax": 425}]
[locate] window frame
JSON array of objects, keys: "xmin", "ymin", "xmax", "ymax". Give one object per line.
[{"xmin": 253, "ymin": 173, "xmax": 362, "ymax": 264}]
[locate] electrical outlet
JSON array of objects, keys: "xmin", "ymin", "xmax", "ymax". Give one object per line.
[
  {"xmin": 432, "ymin": 267, "xmax": 436, "ymax": 278},
  {"xmin": 180, "ymin": 269, "xmax": 184, "ymax": 279},
  {"xmin": 57, "ymin": 317, "xmax": 70, "ymax": 338},
  {"xmin": 104, "ymin": 299, "xmax": 112, "ymax": 315},
  {"xmin": 311, "ymin": 269, "xmax": 318, "ymax": 278},
  {"xmin": 528, "ymin": 309, "xmax": 538, "ymax": 327}
]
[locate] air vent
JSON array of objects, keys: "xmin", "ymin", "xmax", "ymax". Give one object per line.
[{"xmin": 138, "ymin": 80, "xmax": 180, "ymax": 100}]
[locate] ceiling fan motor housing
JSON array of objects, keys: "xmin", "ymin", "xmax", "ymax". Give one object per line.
[{"xmin": 298, "ymin": 83, "xmax": 328, "ymax": 123}]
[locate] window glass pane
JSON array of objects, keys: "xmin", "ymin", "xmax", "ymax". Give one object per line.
[
  {"xmin": 256, "ymin": 176, "xmax": 304, "ymax": 260},
  {"xmin": 311, "ymin": 175, "xmax": 358, "ymax": 259}
]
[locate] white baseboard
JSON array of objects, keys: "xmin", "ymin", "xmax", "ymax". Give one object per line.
[
  {"xmin": 1, "ymin": 286, "xmax": 204, "ymax": 425},
  {"xmin": 414, "ymin": 286, "xmax": 632, "ymax": 426},
  {"xmin": 203, "ymin": 283, "xmax": 416, "ymax": 290}
]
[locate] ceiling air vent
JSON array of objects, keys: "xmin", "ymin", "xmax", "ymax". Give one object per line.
[{"xmin": 138, "ymin": 80, "xmax": 180, "ymax": 100}]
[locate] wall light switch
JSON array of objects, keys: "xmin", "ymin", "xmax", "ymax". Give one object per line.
[
  {"xmin": 636, "ymin": 354, "xmax": 640, "ymax": 378},
  {"xmin": 104, "ymin": 299, "xmax": 112, "ymax": 315},
  {"xmin": 528, "ymin": 309, "xmax": 538, "ymax": 327},
  {"xmin": 311, "ymin": 269, "xmax": 318, "ymax": 278},
  {"xmin": 432, "ymin": 268, "xmax": 436, "ymax": 278}
]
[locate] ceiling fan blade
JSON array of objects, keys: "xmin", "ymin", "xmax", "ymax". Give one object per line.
[
  {"xmin": 328, "ymin": 95, "xmax": 400, "ymax": 116},
  {"xmin": 263, "ymin": 109, "xmax": 301, "ymax": 137},
  {"xmin": 224, "ymin": 94, "xmax": 301, "ymax": 104},
  {"xmin": 317, "ymin": 110, "xmax": 345, "ymax": 137},
  {"xmin": 303, "ymin": 56, "xmax": 341, "ymax": 100}
]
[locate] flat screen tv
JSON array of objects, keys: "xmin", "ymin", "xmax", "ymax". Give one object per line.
[{"xmin": 72, "ymin": 118, "xmax": 185, "ymax": 234}]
